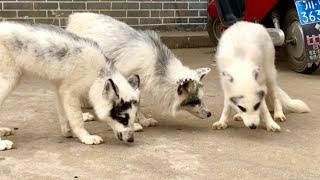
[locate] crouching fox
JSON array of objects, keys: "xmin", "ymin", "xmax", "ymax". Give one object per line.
[{"xmin": 0, "ymin": 22, "xmax": 140, "ymax": 150}]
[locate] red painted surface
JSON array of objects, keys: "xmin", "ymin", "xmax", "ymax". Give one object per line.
[
  {"xmin": 208, "ymin": 0, "xmax": 279, "ymax": 24},
  {"xmin": 208, "ymin": 0, "xmax": 219, "ymax": 19}
]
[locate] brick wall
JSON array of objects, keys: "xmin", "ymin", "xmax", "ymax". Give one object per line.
[{"xmin": 0, "ymin": 1, "xmax": 208, "ymax": 31}]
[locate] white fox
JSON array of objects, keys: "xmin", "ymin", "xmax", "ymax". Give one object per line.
[{"xmin": 212, "ymin": 21, "xmax": 310, "ymax": 131}]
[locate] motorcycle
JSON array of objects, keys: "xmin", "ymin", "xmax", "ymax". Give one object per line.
[{"xmin": 207, "ymin": 0, "xmax": 320, "ymax": 74}]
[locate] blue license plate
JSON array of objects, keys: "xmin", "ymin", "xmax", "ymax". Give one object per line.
[{"xmin": 295, "ymin": 0, "xmax": 320, "ymax": 25}]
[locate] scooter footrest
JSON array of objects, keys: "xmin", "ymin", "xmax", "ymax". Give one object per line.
[{"xmin": 267, "ymin": 28, "xmax": 285, "ymax": 46}]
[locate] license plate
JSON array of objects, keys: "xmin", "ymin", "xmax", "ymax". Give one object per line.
[{"xmin": 295, "ymin": 0, "xmax": 320, "ymax": 25}]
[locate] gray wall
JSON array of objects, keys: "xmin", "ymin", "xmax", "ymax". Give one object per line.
[{"xmin": 0, "ymin": 1, "xmax": 208, "ymax": 31}]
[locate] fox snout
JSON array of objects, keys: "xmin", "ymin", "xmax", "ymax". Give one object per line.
[
  {"xmin": 116, "ymin": 131, "xmax": 134, "ymax": 143},
  {"xmin": 249, "ymin": 124, "xmax": 257, "ymax": 129},
  {"xmin": 195, "ymin": 108, "xmax": 212, "ymax": 119},
  {"xmin": 199, "ymin": 106, "xmax": 212, "ymax": 119},
  {"xmin": 241, "ymin": 113, "xmax": 260, "ymax": 130}
]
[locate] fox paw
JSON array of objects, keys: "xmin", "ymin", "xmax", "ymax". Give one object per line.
[
  {"xmin": 139, "ymin": 117, "xmax": 158, "ymax": 127},
  {"xmin": 233, "ymin": 114, "xmax": 242, "ymax": 121},
  {"xmin": 82, "ymin": 112, "xmax": 95, "ymax": 122},
  {"xmin": 212, "ymin": 121, "xmax": 228, "ymax": 130},
  {"xmin": 61, "ymin": 126, "xmax": 73, "ymax": 138},
  {"xmin": 0, "ymin": 128, "xmax": 12, "ymax": 136},
  {"xmin": 80, "ymin": 135, "xmax": 103, "ymax": 145},
  {"xmin": 266, "ymin": 122, "xmax": 281, "ymax": 132},
  {"xmin": 133, "ymin": 123, "xmax": 143, "ymax": 132},
  {"xmin": 274, "ymin": 112, "xmax": 286, "ymax": 122},
  {"xmin": 0, "ymin": 140, "xmax": 13, "ymax": 151}
]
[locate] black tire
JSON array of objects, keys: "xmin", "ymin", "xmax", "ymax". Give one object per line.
[
  {"xmin": 284, "ymin": 9, "xmax": 319, "ymax": 74},
  {"xmin": 207, "ymin": 16, "xmax": 223, "ymax": 48}
]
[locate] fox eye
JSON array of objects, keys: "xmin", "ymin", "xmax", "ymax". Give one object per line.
[
  {"xmin": 237, "ymin": 105, "xmax": 247, "ymax": 112},
  {"xmin": 186, "ymin": 99, "xmax": 201, "ymax": 106},
  {"xmin": 253, "ymin": 102, "xmax": 261, "ymax": 111},
  {"xmin": 132, "ymin": 100, "xmax": 138, "ymax": 105}
]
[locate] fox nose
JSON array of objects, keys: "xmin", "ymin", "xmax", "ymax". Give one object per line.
[
  {"xmin": 207, "ymin": 112, "xmax": 212, "ymax": 118},
  {"xmin": 249, "ymin": 124, "xmax": 257, "ymax": 129},
  {"xmin": 127, "ymin": 136, "xmax": 134, "ymax": 143}
]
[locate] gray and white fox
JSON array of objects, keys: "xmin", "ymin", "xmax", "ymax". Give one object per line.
[
  {"xmin": 67, "ymin": 13, "xmax": 212, "ymax": 129},
  {"xmin": 0, "ymin": 22, "xmax": 140, "ymax": 151},
  {"xmin": 212, "ymin": 21, "xmax": 310, "ymax": 131}
]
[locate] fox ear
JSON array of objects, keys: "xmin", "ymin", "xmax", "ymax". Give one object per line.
[
  {"xmin": 177, "ymin": 79, "xmax": 195, "ymax": 95},
  {"xmin": 196, "ymin": 67, "xmax": 211, "ymax": 81},
  {"xmin": 221, "ymin": 71, "xmax": 234, "ymax": 83},
  {"xmin": 253, "ymin": 66, "xmax": 263, "ymax": 81},
  {"xmin": 104, "ymin": 79, "xmax": 119, "ymax": 98},
  {"xmin": 128, "ymin": 74, "xmax": 140, "ymax": 90}
]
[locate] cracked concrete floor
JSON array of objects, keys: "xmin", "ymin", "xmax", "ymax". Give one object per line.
[{"xmin": 0, "ymin": 48, "xmax": 319, "ymax": 179}]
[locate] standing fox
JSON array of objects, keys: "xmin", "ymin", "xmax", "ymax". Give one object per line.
[
  {"xmin": 212, "ymin": 22, "xmax": 310, "ymax": 131},
  {"xmin": 0, "ymin": 22, "xmax": 140, "ymax": 151},
  {"xmin": 67, "ymin": 13, "xmax": 212, "ymax": 129}
]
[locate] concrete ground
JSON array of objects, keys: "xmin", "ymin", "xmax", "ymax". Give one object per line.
[{"xmin": 0, "ymin": 48, "xmax": 320, "ymax": 180}]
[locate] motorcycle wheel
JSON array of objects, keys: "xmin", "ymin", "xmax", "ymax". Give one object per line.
[
  {"xmin": 284, "ymin": 9, "xmax": 319, "ymax": 74},
  {"xmin": 207, "ymin": 16, "xmax": 224, "ymax": 48}
]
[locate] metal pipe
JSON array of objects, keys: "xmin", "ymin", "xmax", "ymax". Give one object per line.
[{"xmin": 271, "ymin": 11, "xmax": 280, "ymax": 29}]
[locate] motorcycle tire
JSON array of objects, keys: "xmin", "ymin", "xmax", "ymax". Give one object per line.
[
  {"xmin": 207, "ymin": 16, "xmax": 224, "ymax": 48},
  {"xmin": 284, "ymin": 9, "xmax": 319, "ymax": 74}
]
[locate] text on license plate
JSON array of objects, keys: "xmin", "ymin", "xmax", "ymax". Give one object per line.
[{"xmin": 295, "ymin": 0, "xmax": 320, "ymax": 25}]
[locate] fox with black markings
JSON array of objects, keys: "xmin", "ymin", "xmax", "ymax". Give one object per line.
[
  {"xmin": 66, "ymin": 13, "xmax": 212, "ymax": 130},
  {"xmin": 0, "ymin": 22, "xmax": 140, "ymax": 150}
]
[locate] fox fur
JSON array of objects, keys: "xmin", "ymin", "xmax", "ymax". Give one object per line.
[
  {"xmin": 212, "ymin": 21, "xmax": 310, "ymax": 131},
  {"xmin": 66, "ymin": 13, "xmax": 212, "ymax": 128},
  {"xmin": 0, "ymin": 22, "xmax": 140, "ymax": 150}
]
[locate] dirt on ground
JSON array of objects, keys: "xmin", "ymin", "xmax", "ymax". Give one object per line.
[{"xmin": 0, "ymin": 48, "xmax": 319, "ymax": 179}]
